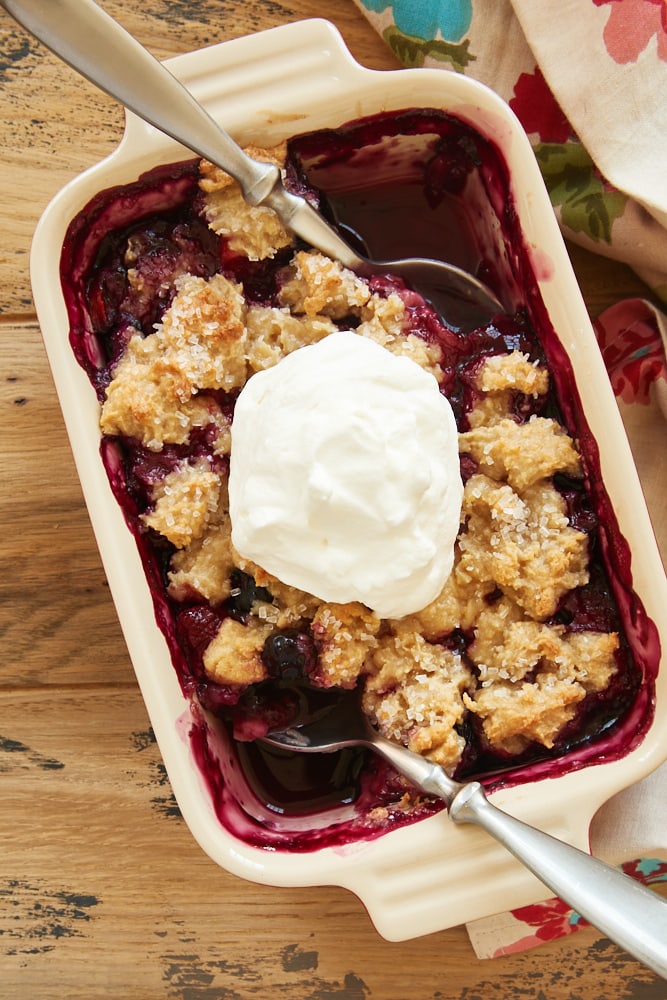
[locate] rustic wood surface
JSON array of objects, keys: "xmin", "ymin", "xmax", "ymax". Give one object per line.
[{"xmin": 1, "ymin": 2, "xmax": 666, "ymax": 997}]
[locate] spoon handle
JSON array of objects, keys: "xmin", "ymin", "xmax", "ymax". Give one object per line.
[
  {"xmin": 0, "ymin": 0, "xmax": 362, "ymax": 267},
  {"xmin": 450, "ymin": 781, "xmax": 667, "ymax": 980},
  {"xmin": 371, "ymin": 732, "xmax": 667, "ymax": 975}
]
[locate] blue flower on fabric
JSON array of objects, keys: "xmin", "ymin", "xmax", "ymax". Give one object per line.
[
  {"xmin": 358, "ymin": 0, "xmax": 473, "ymax": 43},
  {"xmin": 636, "ymin": 858, "xmax": 667, "ymax": 882}
]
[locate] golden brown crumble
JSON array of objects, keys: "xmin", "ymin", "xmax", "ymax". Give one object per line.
[
  {"xmin": 468, "ymin": 352, "xmax": 550, "ymax": 428},
  {"xmin": 399, "ymin": 563, "xmax": 492, "ymax": 639},
  {"xmin": 141, "ymin": 458, "xmax": 223, "ymax": 549},
  {"xmin": 279, "ymin": 249, "xmax": 372, "ymax": 318},
  {"xmin": 458, "ymin": 475, "xmax": 589, "ymax": 619},
  {"xmin": 99, "ymin": 154, "xmax": 619, "ymax": 778},
  {"xmin": 167, "ymin": 513, "xmax": 236, "ymax": 605},
  {"xmin": 363, "ymin": 625, "xmax": 474, "ymax": 772},
  {"xmin": 203, "ymin": 616, "xmax": 271, "ymax": 686},
  {"xmin": 101, "ymin": 272, "xmax": 247, "ymax": 450},
  {"xmin": 464, "ymin": 626, "xmax": 618, "ymax": 755},
  {"xmin": 245, "ymin": 306, "xmax": 336, "ymax": 372},
  {"xmin": 311, "ymin": 603, "xmax": 382, "ymax": 688},
  {"xmin": 479, "ymin": 351, "xmax": 549, "ymax": 395},
  {"xmin": 465, "ymin": 675, "xmax": 586, "ymax": 755},
  {"xmin": 200, "ymin": 144, "xmax": 293, "ymax": 260},
  {"xmin": 101, "ymin": 334, "xmax": 217, "ymax": 450},
  {"xmin": 459, "ymin": 416, "xmax": 581, "ymax": 491}
]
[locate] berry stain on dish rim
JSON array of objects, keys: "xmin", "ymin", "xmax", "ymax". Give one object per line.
[{"xmin": 60, "ymin": 106, "xmax": 659, "ymax": 852}]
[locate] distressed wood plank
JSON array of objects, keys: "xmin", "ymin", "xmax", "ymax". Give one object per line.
[
  {"xmin": 0, "ymin": 322, "xmax": 130, "ymax": 686},
  {"xmin": 1, "ymin": 687, "xmax": 665, "ymax": 1000}
]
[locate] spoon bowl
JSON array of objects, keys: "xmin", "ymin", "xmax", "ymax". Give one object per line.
[
  {"xmin": 263, "ymin": 687, "xmax": 667, "ymax": 980},
  {"xmin": 1, "ymin": 0, "xmax": 504, "ymax": 332}
]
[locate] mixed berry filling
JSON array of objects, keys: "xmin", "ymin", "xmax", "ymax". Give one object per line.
[{"xmin": 60, "ymin": 109, "xmax": 658, "ymax": 851}]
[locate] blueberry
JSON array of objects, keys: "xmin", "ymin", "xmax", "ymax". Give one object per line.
[
  {"xmin": 227, "ymin": 569, "xmax": 272, "ymax": 616},
  {"xmin": 262, "ymin": 630, "xmax": 317, "ymax": 680}
]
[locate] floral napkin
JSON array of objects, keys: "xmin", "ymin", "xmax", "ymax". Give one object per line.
[
  {"xmin": 353, "ymin": 0, "xmax": 667, "ymax": 957},
  {"xmin": 352, "ymin": 0, "xmax": 667, "ymax": 412}
]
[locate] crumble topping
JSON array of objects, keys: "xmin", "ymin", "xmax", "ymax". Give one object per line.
[
  {"xmin": 203, "ymin": 616, "xmax": 271, "ymax": 686},
  {"xmin": 459, "ymin": 417, "xmax": 582, "ymax": 491},
  {"xmin": 200, "ymin": 143, "xmax": 293, "ymax": 260},
  {"xmin": 280, "ymin": 248, "xmax": 372, "ymax": 318},
  {"xmin": 464, "ymin": 611, "xmax": 618, "ymax": 752},
  {"xmin": 458, "ymin": 476, "xmax": 589, "ymax": 619},
  {"xmin": 101, "ymin": 272, "xmax": 246, "ymax": 449},
  {"xmin": 97, "ymin": 150, "xmax": 620, "ymax": 783},
  {"xmin": 141, "ymin": 457, "xmax": 223, "ymax": 549},
  {"xmin": 167, "ymin": 512, "xmax": 236, "ymax": 605},
  {"xmin": 467, "ymin": 351, "xmax": 550, "ymax": 428},
  {"xmin": 478, "ymin": 350, "xmax": 549, "ymax": 395},
  {"xmin": 400, "ymin": 568, "xmax": 491, "ymax": 639},
  {"xmin": 363, "ymin": 625, "xmax": 474, "ymax": 771},
  {"xmin": 311, "ymin": 603, "xmax": 382, "ymax": 688},
  {"xmin": 245, "ymin": 306, "xmax": 336, "ymax": 372}
]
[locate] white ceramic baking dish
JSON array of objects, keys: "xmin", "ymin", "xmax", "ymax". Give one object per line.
[{"xmin": 30, "ymin": 18, "xmax": 667, "ymax": 940}]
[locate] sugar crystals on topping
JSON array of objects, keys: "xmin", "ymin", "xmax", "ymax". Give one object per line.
[{"xmin": 96, "ymin": 147, "xmax": 620, "ymax": 791}]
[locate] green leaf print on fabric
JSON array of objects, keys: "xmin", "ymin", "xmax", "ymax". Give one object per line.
[
  {"xmin": 535, "ymin": 141, "xmax": 627, "ymax": 244},
  {"xmin": 383, "ymin": 25, "xmax": 477, "ymax": 71}
]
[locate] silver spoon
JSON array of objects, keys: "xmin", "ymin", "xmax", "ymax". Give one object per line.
[
  {"xmin": 1, "ymin": 0, "xmax": 504, "ymax": 331},
  {"xmin": 263, "ymin": 688, "xmax": 667, "ymax": 979}
]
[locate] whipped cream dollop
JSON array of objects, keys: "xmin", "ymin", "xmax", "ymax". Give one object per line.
[{"xmin": 228, "ymin": 331, "xmax": 463, "ymax": 619}]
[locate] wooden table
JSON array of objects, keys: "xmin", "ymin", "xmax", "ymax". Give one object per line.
[{"xmin": 1, "ymin": 2, "xmax": 665, "ymax": 997}]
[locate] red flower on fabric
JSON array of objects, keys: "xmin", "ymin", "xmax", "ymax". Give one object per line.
[
  {"xmin": 510, "ymin": 897, "xmax": 587, "ymax": 943},
  {"xmin": 493, "ymin": 858, "xmax": 667, "ymax": 958},
  {"xmin": 593, "ymin": 298, "xmax": 667, "ymax": 405},
  {"xmin": 509, "ymin": 67, "xmax": 572, "ymax": 143},
  {"xmin": 593, "ymin": 0, "xmax": 667, "ymax": 63}
]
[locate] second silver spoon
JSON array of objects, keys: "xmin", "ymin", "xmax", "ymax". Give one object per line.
[{"xmin": 263, "ymin": 688, "xmax": 667, "ymax": 981}]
